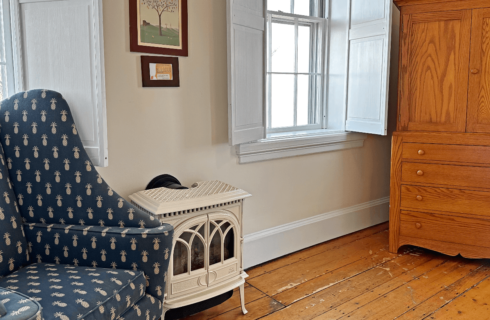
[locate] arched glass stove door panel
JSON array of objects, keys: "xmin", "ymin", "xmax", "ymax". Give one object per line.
[
  {"xmin": 169, "ymin": 215, "xmax": 209, "ymax": 298},
  {"xmin": 208, "ymin": 211, "xmax": 240, "ymax": 287}
]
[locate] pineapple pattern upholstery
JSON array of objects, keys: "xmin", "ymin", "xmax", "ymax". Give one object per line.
[
  {"xmin": 0, "ymin": 263, "xmax": 151, "ymax": 320},
  {"xmin": 0, "ymin": 144, "xmax": 28, "ymax": 277},
  {"xmin": 0, "ymin": 90, "xmax": 174, "ymax": 319},
  {"xmin": 0, "ymin": 90, "xmax": 160, "ymax": 228},
  {"xmin": 116, "ymin": 294, "xmax": 162, "ymax": 320},
  {"xmin": 24, "ymin": 223, "xmax": 171, "ymax": 301},
  {"xmin": 0, "ymin": 287, "xmax": 42, "ymax": 320}
]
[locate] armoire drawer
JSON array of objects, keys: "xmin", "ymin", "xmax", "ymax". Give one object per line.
[
  {"xmin": 402, "ymin": 143, "xmax": 490, "ymax": 165},
  {"xmin": 400, "ymin": 211, "xmax": 490, "ymax": 248},
  {"xmin": 401, "ymin": 185, "xmax": 490, "ymax": 217},
  {"xmin": 402, "ymin": 162, "xmax": 490, "ymax": 189}
]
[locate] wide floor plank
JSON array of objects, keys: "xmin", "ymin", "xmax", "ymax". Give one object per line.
[
  {"xmin": 331, "ymin": 258, "xmax": 484, "ymax": 320},
  {"xmin": 186, "ymin": 284, "xmax": 265, "ymax": 320},
  {"xmin": 210, "ymin": 296, "xmax": 284, "ymax": 320},
  {"xmin": 427, "ymin": 268, "xmax": 490, "ymax": 319},
  {"xmin": 246, "ymin": 223, "xmax": 389, "ymax": 280},
  {"xmin": 182, "ymin": 224, "xmax": 490, "ymax": 320},
  {"xmin": 248, "ymin": 231, "xmax": 392, "ymax": 296},
  {"xmin": 297, "ymin": 255, "xmax": 448, "ymax": 320},
  {"xmin": 396, "ymin": 263, "xmax": 490, "ymax": 320},
  {"xmin": 264, "ymin": 249, "xmax": 433, "ymax": 320}
]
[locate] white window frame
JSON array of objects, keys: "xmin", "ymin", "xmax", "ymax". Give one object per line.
[
  {"xmin": 231, "ymin": 0, "xmax": 392, "ymax": 164},
  {"xmin": 266, "ymin": 11, "xmax": 326, "ymax": 134}
]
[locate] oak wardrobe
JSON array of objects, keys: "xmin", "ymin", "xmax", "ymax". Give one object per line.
[{"xmin": 390, "ymin": 0, "xmax": 490, "ymax": 258}]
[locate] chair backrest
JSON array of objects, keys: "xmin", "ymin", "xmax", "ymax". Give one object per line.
[
  {"xmin": 0, "ymin": 143, "xmax": 28, "ymax": 277},
  {"xmin": 0, "ymin": 90, "xmax": 161, "ymax": 228}
]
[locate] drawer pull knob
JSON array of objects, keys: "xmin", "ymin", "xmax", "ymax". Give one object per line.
[
  {"xmin": 418, "ymin": 150, "xmax": 425, "ymax": 155},
  {"xmin": 471, "ymin": 69, "xmax": 480, "ymax": 74},
  {"xmin": 416, "ymin": 170, "xmax": 424, "ymax": 176},
  {"xmin": 416, "ymin": 195, "xmax": 423, "ymax": 201},
  {"xmin": 415, "ymin": 223, "xmax": 422, "ymax": 229}
]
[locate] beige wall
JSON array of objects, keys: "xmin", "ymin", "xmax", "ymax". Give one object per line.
[{"xmin": 98, "ymin": 0, "xmax": 399, "ymax": 235}]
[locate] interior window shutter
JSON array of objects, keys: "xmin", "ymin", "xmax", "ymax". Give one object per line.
[
  {"xmin": 10, "ymin": 0, "xmax": 108, "ymax": 167},
  {"xmin": 227, "ymin": 0, "xmax": 266, "ymax": 145},
  {"xmin": 345, "ymin": 0, "xmax": 392, "ymax": 135}
]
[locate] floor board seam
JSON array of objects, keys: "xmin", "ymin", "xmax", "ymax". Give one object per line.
[
  {"xmin": 418, "ymin": 263, "xmax": 490, "ymax": 320},
  {"xmin": 271, "ymin": 247, "xmax": 415, "ymax": 303},
  {"xmin": 309, "ymin": 258, "xmax": 451, "ymax": 320},
  {"xmin": 246, "ymin": 226, "xmax": 389, "ymax": 280}
]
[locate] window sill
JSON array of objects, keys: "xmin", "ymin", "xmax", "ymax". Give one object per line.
[{"xmin": 236, "ymin": 130, "xmax": 367, "ymax": 164}]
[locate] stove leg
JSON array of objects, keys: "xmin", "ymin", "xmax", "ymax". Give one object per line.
[
  {"xmin": 162, "ymin": 306, "xmax": 169, "ymax": 320},
  {"xmin": 239, "ymin": 283, "xmax": 248, "ymax": 315}
]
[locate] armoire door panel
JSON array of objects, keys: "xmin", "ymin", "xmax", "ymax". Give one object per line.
[
  {"xmin": 399, "ymin": 10, "xmax": 471, "ymax": 132},
  {"xmin": 467, "ymin": 8, "xmax": 490, "ymax": 133}
]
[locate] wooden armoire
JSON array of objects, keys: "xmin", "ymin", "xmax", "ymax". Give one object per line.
[{"xmin": 390, "ymin": 0, "xmax": 490, "ymax": 258}]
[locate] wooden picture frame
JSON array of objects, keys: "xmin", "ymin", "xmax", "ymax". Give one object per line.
[
  {"xmin": 141, "ymin": 56, "xmax": 180, "ymax": 87},
  {"xmin": 130, "ymin": 0, "xmax": 188, "ymax": 57}
]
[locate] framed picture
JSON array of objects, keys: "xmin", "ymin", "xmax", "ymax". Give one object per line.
[
  {"xmin": 130, "ymin": 0, "xmax": 188, "ymax": 57},
  {"xmin": 141, "ymin": 56, "xmax": 180, "ymax": 87}
]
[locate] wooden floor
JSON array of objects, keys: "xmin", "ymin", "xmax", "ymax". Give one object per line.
[{"xmin": 184, "ymin": 223, "xmax": 490, "ymax": 319}]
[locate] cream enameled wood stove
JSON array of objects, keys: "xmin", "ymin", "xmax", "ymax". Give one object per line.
[{"xmin": 129, "ymin": 181, "xmax": 251, "ymax": 319}]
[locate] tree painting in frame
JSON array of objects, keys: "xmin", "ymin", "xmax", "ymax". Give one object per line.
[{"xmin": 130, "ymin": 0, "xmax": 188, "ymax": 56}]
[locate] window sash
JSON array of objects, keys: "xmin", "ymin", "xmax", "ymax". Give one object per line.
[
  {"xmin": 268, "ymin": 0, "xmax": 323, "ymax": 18},
  {"xmin": 266, "ymin": 12, "xmax": 326, "ymax": 133}
]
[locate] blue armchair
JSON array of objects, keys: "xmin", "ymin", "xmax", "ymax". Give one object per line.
[{"xmin": 0, "ymin": 90, "xmax": 173, "ymax": 320}]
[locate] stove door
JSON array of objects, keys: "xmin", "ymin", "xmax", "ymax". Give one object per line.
[
  {"xmin": 169, "ymin": 215, "xmax": 209, "ymax": 298},
  {"xmin": 207, "ymin": 211, "xmax": 240, "ymax": 287}
]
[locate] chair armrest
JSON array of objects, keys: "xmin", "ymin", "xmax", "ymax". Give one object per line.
[
  {"xmin": 24, "ymin": 222, "xmax": 174, "ymax": 301},
  {"xmin": 0, "ymin": 287, "xmax": 43, "ymax": 319},
  {"xmin": 0, "ymin": 301, "xmax": 6, "ymax": 316}
]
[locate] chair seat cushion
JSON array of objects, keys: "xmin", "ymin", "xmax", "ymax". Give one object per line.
[
  {"xmin": 0, "ymin": 263, "xmax": 147, "ymax": 320},
  {"xmin": 0, "ymin": 287, "xmax": 42, "ymax": 320},
  {"xmin": 117, "ymin": 294, "xmax": 162, "ymax": 320}
]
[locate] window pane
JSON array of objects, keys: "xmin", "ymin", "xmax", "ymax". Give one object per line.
[
  {"xmin": 298, "ymin": 25, "xmax": 311, "ymax": 73},
  {"xmin": 224, "ymin": 229, "xmax": 235, "ymax": 261},
  {"xmin": 197, "ymin": 224, "xmax": 205, "ymax": 239},
  {"xmin": 270, "ymin": 74, "xmax": 295, "ymax": 128},
  {"xmin": 271, "ymin": 22, "xmax": 295, "ymax": 73},
  {"xmin": 173, "ymin": 241, "xmax": 188, "ymax": 275},
  {"xmin": 190, "ymin": 236, "xmax": 205, "ymax": 271},
  {"xmin": 209, "ymin": 231, "xmax": 221, "ymax": 266},
  {"xmin": 179, "ymin": 231, "xmax": 192, "ymax": 243},
  {"xmin": 294, "ymin": 0, "xmax": 310, "ymax": 16},
  {"xmin": 220, "ymin": 222, "xmax": 230, "ymax": 233},
  {"xmin": 268, "ymin": 0, "xmax": 291, "ymax": 13},
  {"xmin": 297, "ymin": 75, "xmax": 310, "ymax": 126}
]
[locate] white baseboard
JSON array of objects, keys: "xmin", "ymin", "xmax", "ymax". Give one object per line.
[{"xmin": 243, "ymin": 197, "xmax": 390, "ymax": 269}]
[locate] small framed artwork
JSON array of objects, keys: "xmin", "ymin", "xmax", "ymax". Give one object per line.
[
  {"xmin": 130, "ymin": 0, "xmax": 188, "ymax": 57},
  {"xmin": 141, "ymin": 56, "xmax": 180, "ymax": 87}
]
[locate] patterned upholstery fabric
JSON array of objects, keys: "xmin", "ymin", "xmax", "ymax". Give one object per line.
[
  {"xmin": 0, "ymin": 263, "xmax": 147, "ymax": 320},
  {"xmin": 0, "ymin": 144, "xmax": 28, "ymax": 277},
  {"xmin": 24, "ymin": 223, "xmax": 172, "ymax": 301},
  {"xmin": 0, "ymin": 89, "xmax": 174, "ymax": 319},
  {"xmin": 0, "ymin": 287, "xmax": 42, "ymax": 320},
  {"xmin": 116, "ymin": 294, "xmax": 162, "ymax": 320},
  {"xmin": 0, "ymin": 90, "xmax": 161, "ymax": 228}
]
